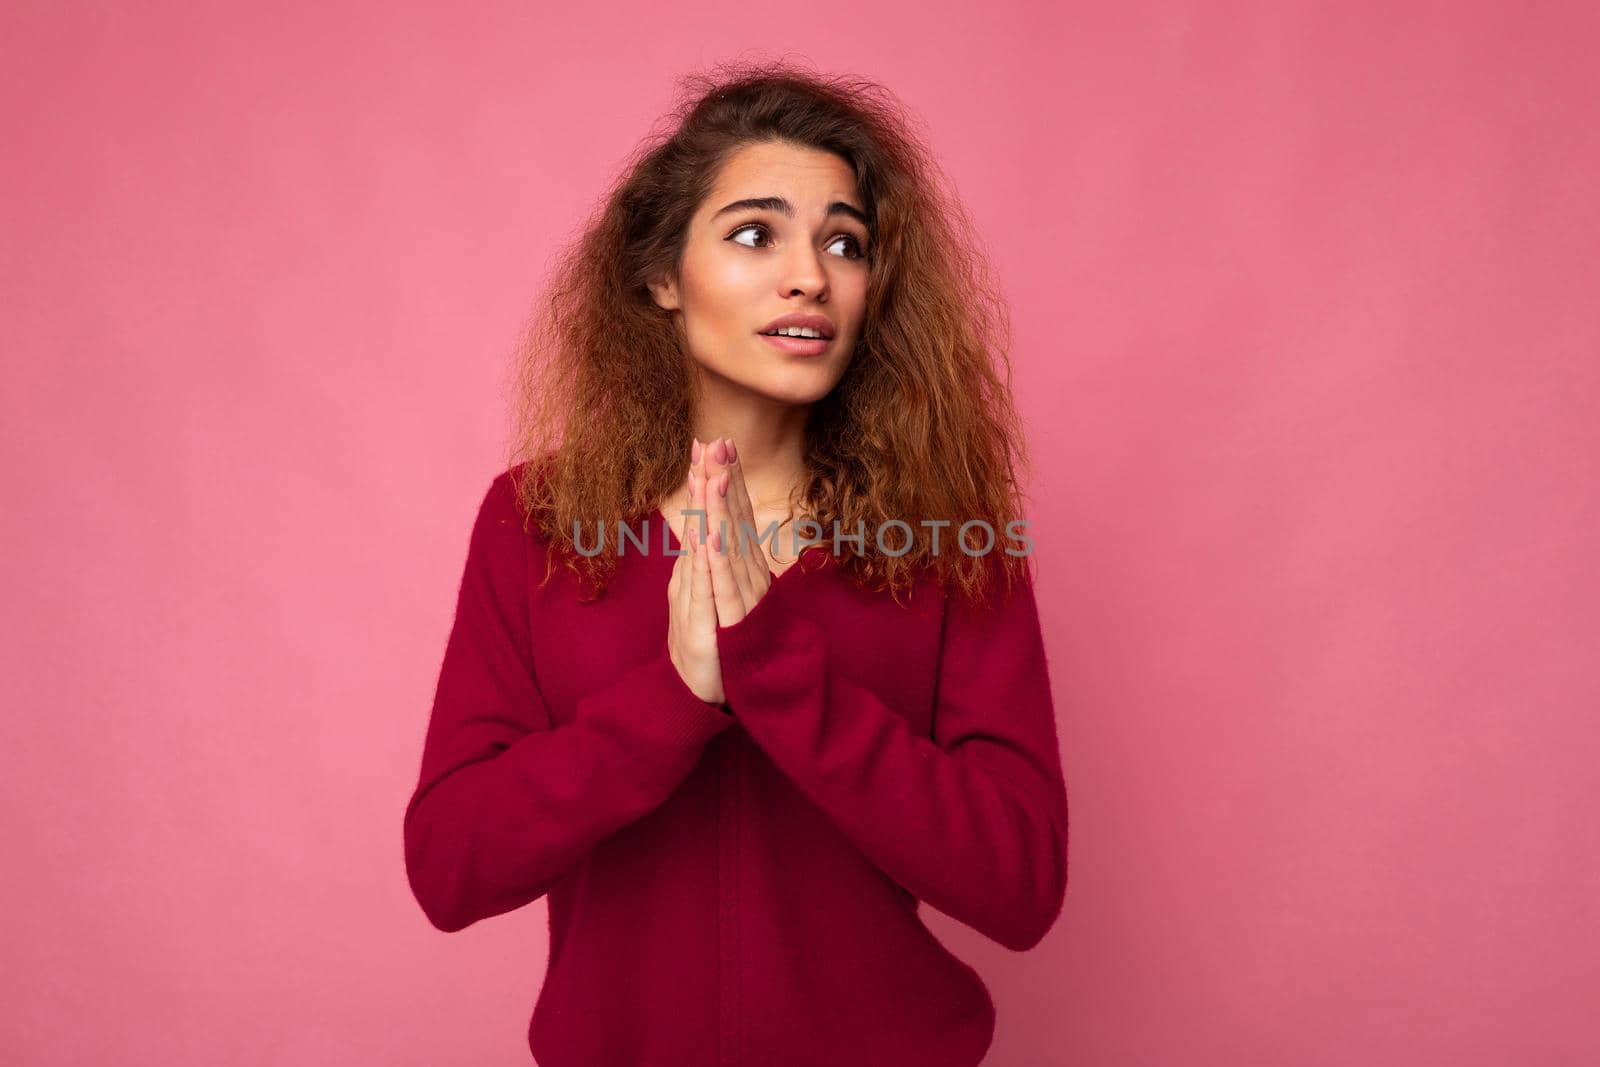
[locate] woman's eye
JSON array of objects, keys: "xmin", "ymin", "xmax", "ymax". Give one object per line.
[
  {"xmin": 728, "ymin": 224, "xmax": 771, "ymax": 248},
  {"xmin": 729, "ymin": 224, "xmax": 867, "ymax": 260},
  {"xmin": 826, "ymin": 234, "xmax": 867, "ymax": 260}
]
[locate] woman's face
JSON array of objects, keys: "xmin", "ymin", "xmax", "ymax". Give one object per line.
[{"xmin": 649, "ymin": 140, "xmax": 870, "ymax": 407}]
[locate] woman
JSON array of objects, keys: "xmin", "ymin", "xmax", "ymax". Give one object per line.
[{"xmin": 403, "ymin": 63, "xmax": 1069, "ymax": 1066}]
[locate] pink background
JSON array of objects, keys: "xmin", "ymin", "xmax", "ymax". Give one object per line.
[{"xmin": 3, "ymin": 2, "xmax": 1596, "ymax": 1064}]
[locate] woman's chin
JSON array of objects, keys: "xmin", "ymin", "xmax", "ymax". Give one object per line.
[
  {"xmin": 755, "ymin": 367, "xmax": 846, "ymax": 405},
  {"xmin": 694, "ymin": 356, "xmax": 846, "ymax": 407}
]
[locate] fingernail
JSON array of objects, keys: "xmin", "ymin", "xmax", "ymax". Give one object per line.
[
  {"xmin": 692, "ymin": 438, "xmax": 702, "ymax": 464},
  {"xmin": 718, "ymin": 473, "xmax": 728, "ymax": 498},
  {"xmin": 726, "ymin": 438, "xmax": 737, "ymax": 462},
  {"xmin": 713, "ymin": 438, "xmax": 727, "ymax": 463}
]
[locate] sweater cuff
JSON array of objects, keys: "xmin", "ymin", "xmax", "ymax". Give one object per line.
[
  {"xmin": 715, "ymin": 568, "xmax": 828, "ymax": 688},
  {"xmin": 578, "ymin": 644, "xmax": 736, "ymax": 750}
]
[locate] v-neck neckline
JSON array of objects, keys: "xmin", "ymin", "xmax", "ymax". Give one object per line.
[{"xmin": 651, "ymin": 509, "xmax": 825, "ymax": 586}]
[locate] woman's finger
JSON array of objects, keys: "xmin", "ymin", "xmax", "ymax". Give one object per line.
[
  {"xmin": 721, "ymin": 439, "xmax": 771, "ymax": 593},
  {"xmin": 704, "ymin": 443, "xmax": 758, "ymax": 607},
  {"xmin": 669, "ymin": 516, "xmax": 687, "ymax": 603},
  {"xmin": 708, "ymin": 525, "xmax": 750, "ymax": 626},
  {"xmin": 689, "ymin": 523, "xmax": 716, "ymax": 634},
  {"xmin": 715, "ymin": 450, "xmax": 759, "ymax": 601},
  {"xmin": 720, "ymin": 439, "xmax": 772, "ymax": 609},
  {"xmin": 667, "ymin": 464, "xmax": 693, "ymax": 600}
]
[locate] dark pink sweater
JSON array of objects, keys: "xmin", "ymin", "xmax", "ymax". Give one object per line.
[{"xmin": 403, "ymin": 465, "xmax": 1069, "ymax": 1066}]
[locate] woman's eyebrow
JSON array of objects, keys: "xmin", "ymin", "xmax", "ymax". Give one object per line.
[{"xmin": 710, "ymin": 195, "xmax": 868, "ymax": 228}]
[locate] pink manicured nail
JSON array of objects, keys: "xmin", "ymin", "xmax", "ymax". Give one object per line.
[
  {"xmin": 692, "ymin": 438, "xmax": 702, "ymax": 465},
  {"xmin": 718, "ymin": 473, "xmax": 728, "ymax": 497},
  {"xmin": 726, "ymin": 438, "xmax": 737, "ymax": 462},
  {"xmin": 713, "ymin": 438, "xmax": 727, "ymax": 463}
]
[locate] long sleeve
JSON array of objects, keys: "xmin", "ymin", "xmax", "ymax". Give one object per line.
[
  {"xmin": 714, "ymin": 555, "xmax": 1069, "ymax": 952},
  {"xmin": 403, "ymin": 471, "xmax": 735, "ymax": 933}
]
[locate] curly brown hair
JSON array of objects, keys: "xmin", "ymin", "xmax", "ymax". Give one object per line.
[{"xmin": 505, "ymin": 59, "xmax": 1035, "ymax": 608}]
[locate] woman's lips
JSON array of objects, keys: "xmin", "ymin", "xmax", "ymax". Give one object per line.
[{"xmin": 757, "ymin": 332, "xmax": 830, "ymax": 356}]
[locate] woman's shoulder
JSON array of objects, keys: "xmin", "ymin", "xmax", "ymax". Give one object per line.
[
  {"xmin": 472, "ymin": 459, "xmax": 554, "ymax": 551},
  {"xmin": 495, "ymin": 454, "xmax": 552, "ymax": 499},
  {"xmin": 932, "ymin": 546, "xmax": 1037, "ymax": 617}
]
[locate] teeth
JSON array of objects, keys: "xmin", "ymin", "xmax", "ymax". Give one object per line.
[{"xmin": 764, "ymin": 326, "xmax": 825, "ymax": 338}]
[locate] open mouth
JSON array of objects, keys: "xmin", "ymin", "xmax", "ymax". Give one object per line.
[
  {"xmin": 758, "ymin": 327, "xmax": 833, "ymax": 340},
  {"xmin": 757, "ymin": 331, "xmax": 831, "ymax": 356}
]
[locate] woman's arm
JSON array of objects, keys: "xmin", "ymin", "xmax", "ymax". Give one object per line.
[
  {"xmin": 715, "ymin": 555, "xmax": 1069, "ymax": 952},
  {"xmin": 403, "ymin": 471, "xmax": 734, "ymax": 932}
]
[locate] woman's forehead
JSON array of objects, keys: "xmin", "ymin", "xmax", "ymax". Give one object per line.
[{"xmin": 702, "ymin": 143, "xmax": 862, "ymax": 216}]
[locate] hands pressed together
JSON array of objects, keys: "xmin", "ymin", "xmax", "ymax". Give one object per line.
[{"xmin": 666, "ymin": 436, "xmax": 777, "ymax": 706}]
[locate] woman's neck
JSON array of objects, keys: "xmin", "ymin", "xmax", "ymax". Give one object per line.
[{"xmin": 689, "ymin": 395, "xmax": 810, "ymax": 515}]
